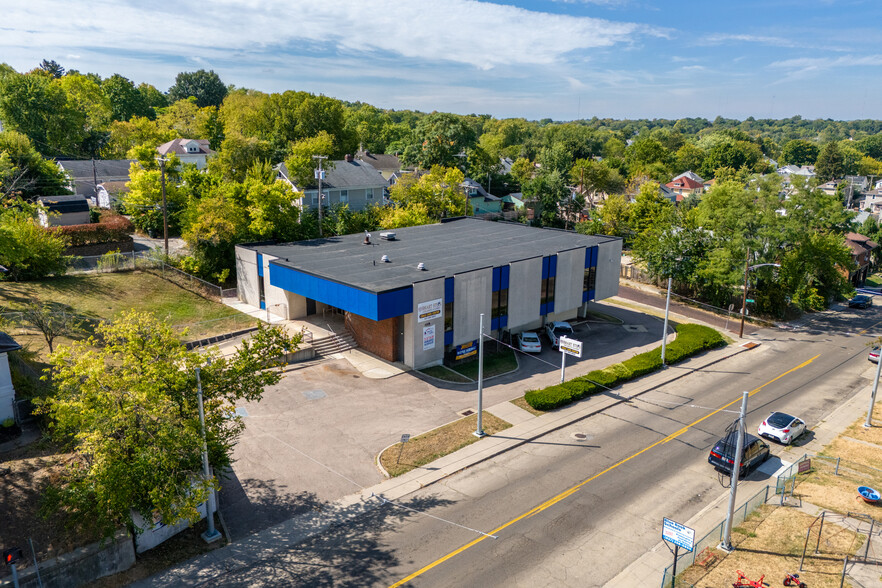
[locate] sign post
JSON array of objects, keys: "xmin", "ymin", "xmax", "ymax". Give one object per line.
[
  {"xmin": 662, "ymin": 518, "xmax": 695, "ymax": 588},
  {"xmin": 397, "ymin": 434, "xmax": 410, "ymax": 464},
  {"xmin": 558, "ymin": 336, "xmax": 582, "ymax": 384}
]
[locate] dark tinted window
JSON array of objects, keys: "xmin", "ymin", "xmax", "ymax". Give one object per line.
[{"xmin": 767, "ymin": 413, "xmax": 794, "ymax": 428}]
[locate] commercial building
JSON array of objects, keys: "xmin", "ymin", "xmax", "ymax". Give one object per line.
[{"xmin": 235, "ymin": 218, "xmax": 622, "ymax": 369}]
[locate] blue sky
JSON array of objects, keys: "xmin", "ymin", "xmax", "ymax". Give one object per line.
[{"xmin": 3, "ymin": 0, "xmax": 882, "ymax": 121}]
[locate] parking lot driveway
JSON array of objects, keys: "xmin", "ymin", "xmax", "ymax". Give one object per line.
[
  {"xmin": 220, "ymin": 301, "xmax": 666, "ymax": 539},
  {"xmin": 220, "ymin": 359, "xmax": 481, "ymax": 539}
]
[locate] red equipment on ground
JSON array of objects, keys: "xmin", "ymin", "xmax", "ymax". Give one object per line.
[
  {"xmin": 732, "ymin": 570, "xmax": 766, "ymax": 587},
  {"xmin": 783, "ymin": 572, "xmax": 807, "ymax": 587}
]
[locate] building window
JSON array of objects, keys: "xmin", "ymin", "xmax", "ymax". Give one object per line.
[
  {"xmin": 311, "ymin": 193, "xmax": 318, "ymax": 205},
  {"xmin": 340, "ymin": 190, "xmax": 349, "ymax": 203},
  {"xmin": 258, "ymin": 275, "xmax": 265, "ymax": 307},
  {"xmin": 583, "ymin": 266, "xmax": 596, "ymax": 294},
  {"xmin": 541, "ymin": 275, "xmax": 555, "ymax": 306},
  {"xmin": 445, "ymin": 302, "xmax": 454, "ymax": 332},
  {"xmin": 367, "ymin": 188, "xmax": 373, "ymax": 199},
  {"xmin": 492, "ymin": 287, "xmax": 508, "ymax": 319}
]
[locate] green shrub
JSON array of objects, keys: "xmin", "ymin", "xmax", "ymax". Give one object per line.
[{"xmin": 524, "ymin": 324, "xmax": 725, "ymax": 410}]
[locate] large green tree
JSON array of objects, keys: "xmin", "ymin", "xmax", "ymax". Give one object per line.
[
  {"xmin": 43, "ymin": 312, "xmax": 296, "ymax": 537},
  {"xmin": 102, "ymin": 74, "xmax": 152, "ymax": 122},
  {"xmin": 401, "ymin": 113, "xmax": 477, "ymax": 170},
  {"xmin": 0, "ymin": 198, "xmax": 68, "ymax": 281},
  {"xmin": 814, "ymin": 141, "xmax": 845, "ymax": 182},
  {"xmin": 779, "ymin": 139, "xmax": 819, "ymax": 167},
  {"xmin": 168, "ymin": 69, "xmax": 228, "ymax": 109}
]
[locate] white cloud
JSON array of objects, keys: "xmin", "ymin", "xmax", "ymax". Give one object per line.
[
  {"xmin": 698, "ymin": 33, "xmax": 846, "ymax": 53},
  {"xmin": 769, "ymin": 54, "xmax": 882, "ymax": 81},
  {"xmin": 1, "ymin": 0, "xmax": 663, "ymax": 71}
]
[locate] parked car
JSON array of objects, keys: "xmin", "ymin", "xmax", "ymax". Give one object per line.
[
  {"xmin": 848, "ymin": 294, "xmax": 873, "ymax": 309},
  {"xmin": 708, "ymin": 431, "xmax": 770, "ymax": 477},
  {"xmin": 516, "ymin": 331, "xmax": 542, "ymax": 353},
  {"xmin": 870, "ymin": 346, "xmax": 880, "ymax": 363},
  {"xmin": 757, "ymin": 412, "xmax": 806, "ymax": 444},
  {"xmin": 545, "ymin": 321, "xmax": 574, "ymax": 349}
]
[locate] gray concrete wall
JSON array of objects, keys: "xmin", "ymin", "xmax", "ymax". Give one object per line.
[
  {"xmin": 453, "ymin": 268, "xmax": 492, "ymax": 346},
  {"xmin": 235, "ymin": 246, "xmax": 259, "ymax": 307},
  {"xmin": 553, "ymin": 247, "xmax": 585, "ymax": 314},
  {"xmin": 0, "ymin": 529, "xmax": 135, "ymax": 588},
  {"xmin": 594, "ymin": 238, "xmax": 623, "ymax": 301},
  {"xmin": 507, "ymin": 256, "xmax": 542, "ymax": 332},
  {"xmin": 404, "ymin": 278, "xmax": 445, "ymax": 369},
  {"xmin": 262, "ymin": 255, "xmax": 289, "ymax": 318},
  {"xmin": 286, "ymin": 291, "xmax": 308, "ymax": 318}
]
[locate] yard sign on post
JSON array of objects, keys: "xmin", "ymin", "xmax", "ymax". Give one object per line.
[
  {"xmin": 662, "ymin": 517, "xmax": 694, "ymax": 588},
  {"xmin": 558, "ymin": 336, "xmax": 582, "ymax": 383}
]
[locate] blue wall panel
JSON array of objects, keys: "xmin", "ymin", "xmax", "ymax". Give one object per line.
[
  {"xmin": 445, "ymin": 330, "xmax": 453, "ymax": 346},
  {"xmin": 549, "ymin": 254, "xmax": 557, "ymax": 277},
  {"xmin": 445, "ymin": 277, "xmax": 454, "ymax": 302},
  {"xmin": 269, "ymin": 263, "xmax": 412, "ymax": 321},
  {"xmin": 492, "ymin": 267, "xmax": 501, "ymax": 292},
  {"xmin": 501, "ymin": 265, "xmax": 510, "ymax": 290},
  {"xmin": 257, "ymin": 254, "xmax": 263, "ymax": 277}
]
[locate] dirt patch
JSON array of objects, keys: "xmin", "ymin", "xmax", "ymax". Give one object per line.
[
  {"xmin": 842, "ymin": 402, "xmax": 882, "ymax": 446},
  {"xmin": 680, "ymin": 507, "xmax": 860, "ymax": 588},
  {"xmin": 379, "ymin": 412, "xmax": 512, "ymax": 477}
]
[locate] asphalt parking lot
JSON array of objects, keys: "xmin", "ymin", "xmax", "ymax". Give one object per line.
[{"xmin": 219, "ymin": 300, "xmax": 669, "ymax": 539}]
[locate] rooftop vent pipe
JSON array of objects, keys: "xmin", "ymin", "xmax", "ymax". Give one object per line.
[
  {"xmin": 417, "ymin": 262, "xmax": 426, "ymax": 271},
  {"xmin": 381, "ymin": 255, "xmax": 390, "ymax": 263}
]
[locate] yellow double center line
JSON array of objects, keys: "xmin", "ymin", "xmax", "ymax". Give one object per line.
[{"xmin": 388, "ymin": 354, "xmax": 820, "ymax": 588}]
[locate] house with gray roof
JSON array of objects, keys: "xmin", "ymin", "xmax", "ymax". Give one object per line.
[
  {"xmin": 157, "ymin": 138, "xmax": 214, "ymax": 169},
  {"xmin": 57, "ymin": 159, "xmax": 134, "ymax": 207},
  {"xmin": 276, "ymin": 156, "xmax": 388, "ymax": 212},
  {"xmin": 37, "ymin": 195, "xmax": 90, "ymax": 227},
  {"xmin": 356, "ymin": 150, "xmax": 403, "ymax": 180}
]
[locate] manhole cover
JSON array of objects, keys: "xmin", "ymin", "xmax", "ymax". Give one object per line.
[
  {"xmin": 623, "ymin": 325, "xmax": 647, "ymax": 332},
  {"xmin": 458, "ymin": 409, "xmax": 476, "ymax": 417},
  {"xmin": 571, "ymin": 432, "xmax": 592, "ymax": 441},
  {"xmin": 302, "ymin": 389, "xmax": 327, "ymax": 400}
]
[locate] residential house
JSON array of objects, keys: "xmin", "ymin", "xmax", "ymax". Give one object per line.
[
  {"xmin": 845, "ymin": 232, "xmax": 878, "ymax": 285},
  {"xmin": 157, "ymin": 138, "xmax": 214, "ymax": 169},
  {"xmin": 846, "ymin": 176, "xmax": 869, "ymax": 192},
  {"xmin": 671, "ymin": 171, "xmax": 705, "ymax": 184},
  {"xmin": 277, "ymin": 156, "xmax": 388, "ymax": 212},
  {"xmin": 0, "ymin": 332, "xmax": 21, "ymax": 423},
  {"xmin": 856, "ymin": 190, "xmax": 882, "ymax": 214},
  {"xmin": 818, "ymin": 179, "xmax": 841, "ymax": 196},
  {"xmin": 658, "ymin": 183, "xmax": 678, "ymax": 204},
  {"xmin": 37, "ymin": 195, "xmax": 90, "ymax": 227},
  {"xmin": 462, "ymin": 178, "xmax": 503, "ymax": 216},
  {"xmin": 57, "ymin": 159, "xmax": 134, "ymax": 208},
  {"xmin": 355, "ymin": 150, "xmax": 403, "ymax": 180},
  {"xmin": 666, "ymin": 174, "xmax": 705, "ymax": 199}
]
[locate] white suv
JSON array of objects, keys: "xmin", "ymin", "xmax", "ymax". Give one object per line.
[{"xmin": 545, "ymin": 321, "xmax": 574, "ymax": 349}]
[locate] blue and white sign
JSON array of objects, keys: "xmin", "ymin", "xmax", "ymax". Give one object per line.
[{"xmin": 662, "ymin": 518, "xmax": 695, "ymax": 551}]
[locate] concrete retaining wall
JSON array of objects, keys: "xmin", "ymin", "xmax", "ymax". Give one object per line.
[{"xmin": 0, "ymin": 529, "xmax": 135, "ymax": 588}]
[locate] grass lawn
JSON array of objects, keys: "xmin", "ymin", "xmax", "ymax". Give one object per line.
[
  {"xmin": 449, "ymin": 348, "xmax": 518, "ymax": 380},
  {"xmin": 865, "ymin": 273, "xmax": 882, "ymax": 288},
  {"xmin": 678, "ymin": 506, "xmax": 860, "ymax": 588},
  {"xmin": 419, "ymin": 364, "xmax": 473, "ymax": 383},
  {"xmin": 0, "ymin": 271, "xmax": 255, "ymax": 358},
  {"xmin": 379, "ymin": 412, "xmax": 512, "ymax": 477}
]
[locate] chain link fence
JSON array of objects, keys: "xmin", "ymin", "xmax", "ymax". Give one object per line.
[
  {"xmin": 660, "ymin": 485, "xmax": 771, "ymax": 588},
  {"xmin": 65, "ymin": 250, "xmax": 230, "ymax": 301}
]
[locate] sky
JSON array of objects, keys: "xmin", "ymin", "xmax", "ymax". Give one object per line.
[{"xmin": 3, "ymin": 0, "xmax": 882, "ymax": 122}]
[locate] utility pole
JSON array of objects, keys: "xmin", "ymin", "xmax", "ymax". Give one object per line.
[
  {"xmin": 661, "ymin": 275, "xmax": 672, "ymax": 367},
  {"xmin": 91, "ymin": 158, "xmax": 98, "ymax": 198},
  {"xmin": 867, "ymin": 342, "xmax": 882, "ymax": 428},
  {"xmin": 739, "ymin": 247, "xmax": 750, "ymax": 338},
  {"xmin": 313, "ymin": 155, "xmax": 327, "ymax": 237},
  {"xmin": 721, "ymin": 391, "xmax": 749, "ymax": 551},
  {"xmin": 156, "ymin": 156, "xmax": 169, "ymax": 257}
]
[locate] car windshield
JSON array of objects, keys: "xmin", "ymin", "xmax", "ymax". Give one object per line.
[{"xmin": 767, "ymin": 413, "xmax": 794, "ymax": 428}]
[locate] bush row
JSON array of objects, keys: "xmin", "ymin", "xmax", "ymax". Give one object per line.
[
  {"xmin": 49, "ymin": 212, "xmax": 134, "ymax": 246},
  {"xmin": 524, "ymin": 324, "xmax": 726, "ymax": 411}
]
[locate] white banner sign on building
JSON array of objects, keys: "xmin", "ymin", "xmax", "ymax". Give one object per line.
[
  {"xmin": 423, "ymin": 324, "xmax": 436, "ymax": 351},
  {"xmin": 417, "ymin": 298, "xmax": 443, "ymax": 322}
]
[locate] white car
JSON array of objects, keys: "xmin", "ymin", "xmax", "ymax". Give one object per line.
[
  {"xmin": 757, "ymin": 412, "xmax": 806, "ymax": 444},
  {"xmin": 545, "ymin": 321, "xmax": 574, "ymax": 349},
  {"xmin": 516, "ymin": 331, "xmax": 542, "ymax": 353}
]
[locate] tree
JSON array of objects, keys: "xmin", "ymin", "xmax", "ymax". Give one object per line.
[
  {"xmin": 401, "ymin": 112, "xmax": 477, "ymax": 169},
  {"xmin": 168, "ymin": 70, "xmax": 228, "ymax": 109},
  {"xmin": 19, "ymin": 301, "xmax": 81, "ymax": 353},
  {"xmin": 138, "ymin": 83, "xmax": 169, "ymax": 112},
  {"xmin": 378, "ymin": 202, "xmax": 434, "ymax": 229},
  {"xmin": 815, "ymin": 141, "xmax": 845, "ymax": 182},
  {"xmin": 284, "ymin": 132, "xmax": 336, "ymax": 188},
  {"xmin": 43, "ymin": 312, "xmax": 297, "ymax": 537},
  {"xmin": 629, "ymin": 181, "xmax": 675, "ymax": 237},
  {"xmin": 388, "ymin": 166, "xmax": 467, "ymax": 219},
  {"xmin": 102, "ymin": 74, "xmax": 152, "ymax": 122},
  {"xmin": 779, "ymin": 139, "xmax": 819, "ymax": 166},
  {"xmin": 0, "ymin": 200, "xmax": 69, "ymax": 280},
  {"xmin": 523, "ymin": 169, "xmax": 569, "ymax": 228},
  {"xmin": 38, "ymin": 59, "xmax": 65, "ymax": 78},
  {"xmin": 0, "ymin": 130, "xmax": 71, "ymax": 198},
  {"xmin": 123, "ymin": 156, "xmax": 186, "ymax": 236}
]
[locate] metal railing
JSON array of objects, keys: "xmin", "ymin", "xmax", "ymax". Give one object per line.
[{"xmin": 660, "ymin": 485, "xmax": 771, "ymax": 588}]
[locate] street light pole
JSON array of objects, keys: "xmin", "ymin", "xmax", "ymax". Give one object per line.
[
  {"xmin": 474, "ymin": 313, "xmax": 486, "ymax": 437},
  {"xmin": 196, "ymin": 366, "xmax": 222, "ymax": 543},
  {"xmin": 661, "ymin": 275, "xmax": 672, "ymax": 367},
  {"xmin": 721, "ymin": 391, "xmax": 749, "ymax": 551}
]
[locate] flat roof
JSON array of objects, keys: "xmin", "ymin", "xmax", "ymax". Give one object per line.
[{"xmin": 247, "ymin": 218, "xmax": 619, "ymax": 293}]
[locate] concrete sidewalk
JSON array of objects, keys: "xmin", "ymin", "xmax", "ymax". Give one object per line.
[
  {"xmin": 133, "ymin": 342, "xmax": 753, "ymax": 587},
  {"xmin": 604, "ymin": 371, "xmax": 878, "ymax": 587}
]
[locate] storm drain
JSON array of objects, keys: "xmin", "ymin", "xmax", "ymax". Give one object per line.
[
  {"xmin": 302, "ymin": 389, "xmax": 327, "ymax": 400},
  {"xmin": 623, "ymin": 324, "xmax": 647, "ymax": 332},
  {"xmin": 571, "ymin": 432, "xmax": 593, "ymax": 441},
  {"xmin": 458, "ymin": 409, "xmax": 476, "ymax": 417}
]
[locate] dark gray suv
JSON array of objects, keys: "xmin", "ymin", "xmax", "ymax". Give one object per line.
[{"xmin": 708, "ymin": 431, "xmax": 770, "ymax": 477}]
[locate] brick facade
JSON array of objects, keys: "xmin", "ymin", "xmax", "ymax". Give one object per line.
[{"xmin": 345, "ymin": 312, "xmax": 399, "ymax": 362}]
